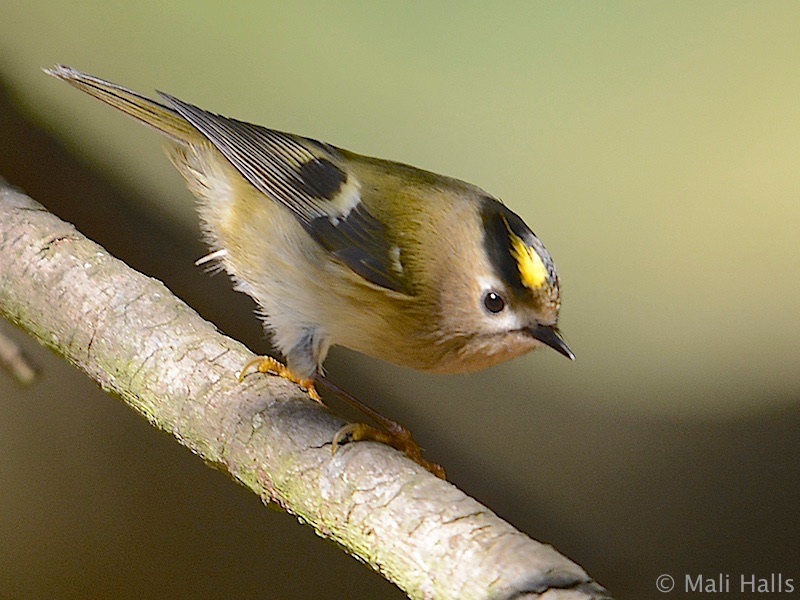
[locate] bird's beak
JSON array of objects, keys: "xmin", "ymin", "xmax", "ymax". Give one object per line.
[{"xmin": 525, "ymin": 324, "xmax": 575, "ymax": 361}]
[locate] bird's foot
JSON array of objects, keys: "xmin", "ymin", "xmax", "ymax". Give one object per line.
[
  {"xmin": 238, "ymin": 359, "xmax": 445, "ymax": 478},
  {"xmin": 239, "ymin": 355, "xmax": 323, "ymax": 404},
  {"xmin": 331, "ymin": 421, "xmax": 446, "ymax": 479}
]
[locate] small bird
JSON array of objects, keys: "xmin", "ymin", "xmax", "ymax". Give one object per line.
[{"xmin": 46, "ymin": 65, "xmax": 574, "ymax": 477}]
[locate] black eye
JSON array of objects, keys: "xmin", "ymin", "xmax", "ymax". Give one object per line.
[{"xmin": 483, "ymin": 291, "xmax": 506, "ymax": 314}]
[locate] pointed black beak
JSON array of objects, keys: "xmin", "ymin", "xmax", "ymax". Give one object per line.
[{"xmin": 525, "ymin": 324, "xmax": 575, "ymax": 361}]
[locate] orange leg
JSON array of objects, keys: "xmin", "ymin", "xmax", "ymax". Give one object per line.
[
  {"xmin": 319, "ymin": 375, "xmax": 446, "ymax": 480},
  {"xmin": 238, "ymin": 356, "xmax": 445, "ymax": 479},
  {"xmin": 239, "ymin": 355, "xmax": 323, "ymax": 404}
]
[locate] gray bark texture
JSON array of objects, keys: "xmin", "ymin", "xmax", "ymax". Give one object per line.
[{"xmin": 0, "ymin": 179, "xmax": 611, "ymax": 600}]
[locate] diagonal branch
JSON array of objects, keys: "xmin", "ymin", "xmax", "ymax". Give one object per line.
[{"xmin": 0, "ymin": 179, "xmax": 611, "ymax": 600}]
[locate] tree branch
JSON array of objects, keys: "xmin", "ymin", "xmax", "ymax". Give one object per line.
[{"xmin": 0, "ymin": 179, "xmax": 611, "ymax": 600}]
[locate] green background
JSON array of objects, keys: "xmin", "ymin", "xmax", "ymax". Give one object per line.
[{"xmin": 2, "ymin": 2, "xmax": 798, "ymax": 598}]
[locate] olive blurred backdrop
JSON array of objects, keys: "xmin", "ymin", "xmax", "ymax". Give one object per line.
[{"xmin": 1, "ymin": 2, "xmax": 798, "ymax": 599}]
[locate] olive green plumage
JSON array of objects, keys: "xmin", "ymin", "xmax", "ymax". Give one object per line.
[{"xmin": 46, "ymin": 65, "xmax": 573, "ymax": 381}]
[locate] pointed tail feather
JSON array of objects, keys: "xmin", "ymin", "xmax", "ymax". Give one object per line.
[{"xmin": 45, "ymin": 65, "xmax": 198, "ymax": 144}]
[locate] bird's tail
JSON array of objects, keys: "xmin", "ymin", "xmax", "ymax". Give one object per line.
[{"xmin": 45, "ymin": 65, "xmax": 198, "ymax": 144}]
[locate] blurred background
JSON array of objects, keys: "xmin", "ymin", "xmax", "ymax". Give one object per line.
[{"xmin": 1, "ymin": 2, "xmax": 798, "ymax": 598}]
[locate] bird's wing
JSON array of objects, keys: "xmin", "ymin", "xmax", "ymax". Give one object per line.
[{"xmin": 160, "ymin": 93, "xmax": 409, "ymax": 294}]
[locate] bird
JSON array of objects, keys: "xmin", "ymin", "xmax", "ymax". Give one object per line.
[{"xmin": 46, "ymin": 65, "xmax": 574, "ymax": 477}]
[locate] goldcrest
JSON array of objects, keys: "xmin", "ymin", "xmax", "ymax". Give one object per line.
[{"xmin": 46, "ymin": 65, "xmax": 573, "ymax": 396}]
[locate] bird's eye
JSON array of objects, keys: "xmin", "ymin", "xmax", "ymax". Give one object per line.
[{"xmin": 483, "ymin": 291, "xmax": 506, "ymax": 314}]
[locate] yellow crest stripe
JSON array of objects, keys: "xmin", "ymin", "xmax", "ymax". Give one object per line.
[{"xmin": 509, "ymin": 230, "xmax": 548, "ymax": 290}]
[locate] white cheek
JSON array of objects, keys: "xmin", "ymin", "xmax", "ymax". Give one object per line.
[
  {"xmin": 478, "ymin": 278, "xmax": 524, "ymax": 332},
  {"xmin": 487, "ymin": 309, "xmax": 523, "ymax": 332}
]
